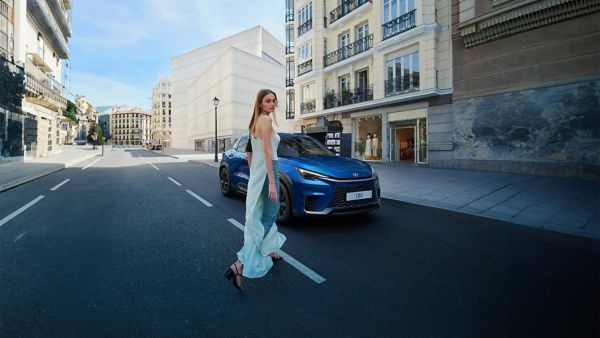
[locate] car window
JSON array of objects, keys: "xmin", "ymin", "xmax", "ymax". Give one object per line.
[
  {"xmin": 278, "ymin": 135, "xmax": 333, "ymax": 157},
  {"xmin": 234, "ymin": 135, "xmax": 249, "ymax": 152}
]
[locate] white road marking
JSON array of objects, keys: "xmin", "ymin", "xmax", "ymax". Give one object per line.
[
  {"xmin": 0, "ymin": 195, "xmax": 45, "ymax": 228},
  {"xmin": 82, "ymin": 157, "xmax": 101, "ymax": 170},
  {"xmin": 14, "ymin": 231, "xmax": 27, "ymax": 242},
  {"xmin": 145, "ymin": 161, "xmax": 159, "ymax": 170},
  {"xmin": 168, "ymin": 177, "xmax": 182, "ymax": 186},
  {"xmin": 50, "ymin": 179, "xmax": 70, "ymax": 191},
  {"xmin": 226, "ymin": 218, "xmax": 327, "ymax": 284},
  {"xmin": 186, "ymin": 190, "xmax": 213, "ymax": 207}
]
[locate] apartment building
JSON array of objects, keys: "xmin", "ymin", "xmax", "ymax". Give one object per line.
[
  {"xmin": 110, "ymin": 108, "xmax": 151, "ymax": 146},
  {"xmin": 151, "ymin": 76, "xmax": 172, "ymax": 148},
  {"xmin": 13, "ymin": 0, "xmax": 73, "ymax": 158},
  {"xmin": 171, "ymin": 26, "xmax": 293, "ymax": 152},
  {"xmin": 450, "ymin": 0, "xmax": 600, "ymax": 179},
  {"xmin": 288, "ymin": 0, "xmax": 452, "ymax": 162}
]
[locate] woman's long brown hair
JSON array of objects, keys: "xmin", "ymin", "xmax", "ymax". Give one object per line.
[{"xmin": 248, "ymin": 89, "xmax": 278, "ymax": 136}]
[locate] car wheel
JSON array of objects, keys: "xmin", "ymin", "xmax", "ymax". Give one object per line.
[
  {"xmin": 220, "ymin": 167, "xmax": 235, "ymax": 197},
  {"xmin": 277, "ymin": 182, "xmax": 292, "ymax": 224}
]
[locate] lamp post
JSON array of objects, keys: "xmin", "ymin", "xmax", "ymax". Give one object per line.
[{"xmin": 213, "ymin": 96, "xmax": 220, "ymax": 162}]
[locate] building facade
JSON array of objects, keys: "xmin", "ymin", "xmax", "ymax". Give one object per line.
[
  {"xmin": 75, "ymin": 95, "xmax": 97, "ymax": 142},
  {"xmin": 151, "ymin": 76, "xmax": 172, "ymax": 148},
  {"xmin": 170, "ymin": 25, "xmax": 293, "ymax": 152},
  {"xmin": 110, "ymin": 108, "xmax": 151, "ymax": 146},
  {"xmin": 289, "ymin": 0, "xmax": 453, "ymax": 161},
  {"xmin": 15, "ymin": 0, "xmax": 73, "ymax": 158},
  {"xmin": 450, "ymin": 0, "xmax": 600, "ymax": 179},
  {"xmin": 0, "ymin": 0, "xmax": 26, "ymax": 160}
]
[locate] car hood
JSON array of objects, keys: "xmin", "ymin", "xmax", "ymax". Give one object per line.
[{"xmin": 282, "ymin": 156, "xmax": 373, "ymax": 179}]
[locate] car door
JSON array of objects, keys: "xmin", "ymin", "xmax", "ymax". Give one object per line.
[{"xmin": 230, "ymin": 135, "xmax": 250, "ymax": 192}]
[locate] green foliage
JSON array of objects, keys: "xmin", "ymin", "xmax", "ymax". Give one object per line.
[
  {"xmin": 87, "ymin": 124, "xmax": 97, "ymax": 143},
  {"xmin": 97, "ymin": 125, "xmax": 103, "ymax": 145},
  {"xmin": 63, "ymin": 100, "xmax": 78, "ymax": 124}
]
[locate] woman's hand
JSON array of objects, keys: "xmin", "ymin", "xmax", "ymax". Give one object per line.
[{"xmin": 268, "ymin": 181, "xmax": 277, "ymax": 202}]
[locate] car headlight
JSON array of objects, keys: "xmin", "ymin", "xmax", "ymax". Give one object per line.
[
  {"xmin": 369, "ymin": 164, "xmax": 378, "ymax": 179},
  {"xmin": 297, "ymin": 167, "xmax": 329, "ymax": 180}
]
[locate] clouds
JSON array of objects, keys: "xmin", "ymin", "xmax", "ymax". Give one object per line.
[{"xmin": 70, "ymin": 0, "xmax": 284, "ymax": 108}]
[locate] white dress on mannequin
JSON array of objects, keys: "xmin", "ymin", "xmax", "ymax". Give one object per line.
[
  {"xmin": 364, "ymin": 135, "xmax": 372, "ymax": 158},
  {"xmin": 372, "ymin": 134, "xmax": 379, "ymax": 159}
]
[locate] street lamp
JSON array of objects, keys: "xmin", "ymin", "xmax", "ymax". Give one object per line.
[{"xmin": 213, "ymin": 96, "xmax": 220, "ymax": 162}]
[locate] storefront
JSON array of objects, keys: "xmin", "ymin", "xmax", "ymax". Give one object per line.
[
  {"xmin": 353, "ymin": 115, "xmax": 382, "ymax": 160},
  {"xmin": 387, "ymin": 108, "xmax": 428, "ymax": 164}
]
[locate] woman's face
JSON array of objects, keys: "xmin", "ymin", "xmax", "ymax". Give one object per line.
[{"xmin": 260, "ymin": 93, "xmax": 277, "ymax": 114}]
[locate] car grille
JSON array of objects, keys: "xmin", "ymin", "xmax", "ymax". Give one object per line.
[{"xmin": 329, "ymin": 182, "xmax": 378, "ymax": 208}]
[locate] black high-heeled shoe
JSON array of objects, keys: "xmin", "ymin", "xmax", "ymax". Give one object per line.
[{"xmin": 224, "ymin": 262, "xmax": 244, "ymax": 292}]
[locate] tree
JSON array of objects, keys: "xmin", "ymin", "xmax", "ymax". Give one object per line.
[
  {"xmin": 87, "ymin": 124, "xmax": 96, "ymax": 143},
  {"xmin": 97, "ymin": 125, "xmax": 103, "ymax": 145},
  {"xmin": 63, "ymin": 100, "xmax": 78, "ymax": 124}
]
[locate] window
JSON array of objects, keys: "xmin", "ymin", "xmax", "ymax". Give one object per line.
[
  {"xmin": 234, "ymin": 135, "xmax": 249, "ymax": 152},
  {"xmin": 298, "ymin": 40, "xmax": 312, "ymax": 62},
  {"xmin": 383, "ymin": 0, "xmax": 415, "ymax": 23},
  {"xmin": 385, "ymin": 51, "xmax": 420, "ymax": 95}
]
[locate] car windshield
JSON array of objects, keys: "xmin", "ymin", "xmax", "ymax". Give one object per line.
[{"xmin": 278, "ymin": 135, "xmax": 333, "ymax": 157}]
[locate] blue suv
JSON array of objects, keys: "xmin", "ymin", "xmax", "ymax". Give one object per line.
[{"xmin": 219, "ymin": 133, "xmax": 380, "ymax": 223}]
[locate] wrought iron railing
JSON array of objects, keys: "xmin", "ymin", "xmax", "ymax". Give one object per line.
[
  {"xmin": 25, "ymin": 72, "xmax": 67, "ymax": 109},
  {"xmin": 297, "ymin": 19, "xmax": 312, "ymax": 37},
  {"xmin": 298, "ymin": 59, "xmax": 313, "ymax": 76},
  {"xmin": 382, "ymin": 9, "xmax": 417, "ymax": 40},
  {"xmin": 286, "ymin": 108, "xmax": 295, "ymax": 120},
  {"xmin": 330, "ymin": 0, "xmax": 371, "ymax": 24},
  {"xmin": 323, "ymin": 34, "xmax": 373, "ymax": 67},
  {"xmin": 300, "ymin": 99, "xmax": 316, "ymax": 114},
  {"xmin": 1, "ymin": 0, "xmax": 9, "ymax": 19},
  {"xmin": 384, "ymin": 74, "xmax": 420, "ymax": 97},
  {"xmin": 285, "ymin": 45, "xmax": 295, "ymax": 54},
  {"xmin": 286, "ymin": 78, "xmax": 294, "ymax": 87},
  {"xmin": 323, "ymin": 85, "xmax": 374, "ymax": 109},
  {"xmin": 285, "ymin": 12, "xmax": 294, "ymax": 22}
]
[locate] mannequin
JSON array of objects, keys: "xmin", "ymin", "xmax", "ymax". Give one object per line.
[
  {"xmin": 372, "ymin": 133, "xmax": 379, "ymax": 160},
  {"xmin": 364, "ymin": 133, "xmax": 372, "ymax": 160}
]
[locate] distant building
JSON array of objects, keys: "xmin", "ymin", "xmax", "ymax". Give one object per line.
[
  {"xmin": 98, "ymin": 114, "xmax": 110, "ymax": 140},
  {"xmin": 110, "ymin": 107, "xmax": 151, "ymax": 146},
  {"xmin": 151, "ymin": 76, "xmax": 172, "ymax": 147},
  {"xmin": 170, "ymin": 25, "xmax": 293, "ymax": 151}
]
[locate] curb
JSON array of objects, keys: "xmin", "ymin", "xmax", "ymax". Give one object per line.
[
  {"xmin": 379, "ymin": 197, "xmax": 600, "ymax": 241},
  {"xmin": 0, "ymin": 165, "xmax": 64, "ymax": 192}
]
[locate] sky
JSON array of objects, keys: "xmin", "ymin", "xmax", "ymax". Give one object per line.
[{"xmin": 68, "ymin": 0, "xmax": 285, "ymax": 110}]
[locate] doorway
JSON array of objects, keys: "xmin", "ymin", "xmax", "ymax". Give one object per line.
[{"xmin": 391, "ymin": 127, "xmax": 415, "ymax": 162}]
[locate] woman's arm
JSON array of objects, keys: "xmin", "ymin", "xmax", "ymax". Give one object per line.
[{"xmin": 259, "ymin": 116, "xmax": 277, "ymax": 202}]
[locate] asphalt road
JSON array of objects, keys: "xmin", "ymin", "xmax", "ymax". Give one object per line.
[{"xmin": 0, "ymin": 149, "xmax": 598, "ymax": 337}]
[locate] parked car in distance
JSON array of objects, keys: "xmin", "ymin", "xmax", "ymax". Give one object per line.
[{"xmin": 219, "ymin": 133, "xmax": 380, "ymax": 223}]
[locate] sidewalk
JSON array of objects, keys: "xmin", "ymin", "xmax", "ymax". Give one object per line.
[
  {"xmin": 0, "ymin": 144, "xmax": 102, "ymax": 192},
  {"xmin": 2, "ymin": 146, "xmax": 598, "ymax": 240}
]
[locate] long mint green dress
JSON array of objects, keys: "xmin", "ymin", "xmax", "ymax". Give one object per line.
[{"xmin": 236, "ymin": 131, "xmax": 286, "ymax": 278}]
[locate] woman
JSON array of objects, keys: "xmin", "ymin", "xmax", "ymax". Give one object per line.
[{"xmin": 224, "ymin": 89, "xmax": 286, "ymax": 292}]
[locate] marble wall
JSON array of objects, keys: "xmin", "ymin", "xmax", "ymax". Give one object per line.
[{"xmin": 453, "ymin": 80, "xmax": 600, "ymax": 167}]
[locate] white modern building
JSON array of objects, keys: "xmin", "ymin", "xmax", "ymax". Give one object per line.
[
  {"xmin": 13, "ymin": 0, "xmax": 73, "ymax": 157},
  {"xmin": 170, "ymin": 25, "xmax": 293, "ymax": 151},
  {"xmin": 151, "ymin": 76, "xmax": 172, "ymax": 148}
]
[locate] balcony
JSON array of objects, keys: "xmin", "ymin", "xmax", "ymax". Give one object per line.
[
  {"xmin": 384, "ymin": 74, "xmax": 420, "ymax": 97},
  {"xmin": 323, "ymin": 34, "xmax": 373, "ymax": 68},
  {"xmin": 323, "ymin": 85, "xmax": 374, "ymax": 109},
  {"xmin": 285, "ymin": 12, "xmax": 294, "ymax": 22},
  {"xmin": 285, "ymin": 45, "xmax": 295, "ymax": 54},
  {"xmin": 297, "ymin": 19, "xmax": 312, "ymax": 37},
  {"xmin": 297, "ymin": 59, "xmax": 313, "ymax": 76},
  {"xmin": 47, "ymin": 0, "xmax": 72, "ymax": 38},
  {"xmin": 330, "ymin": 0, "xmax": 371, "ymax": 25},
  {"xmin": 286, "ymin": 78, "xmax": 294, "ymax": 87},
  {"xmin": 1, "ymin": 0, "xmax": 9, "ymax": 20},
  {"xmin": 382, "ymin": 9, "xmax": 417, "ymax": 41},
  {"xmin": 25, "ymin": 72, "xmax": 67, "ymax": 111},
  {"xmin": 27, "ymin": 0, "xmax": 70, "ymax": 58},
  {"xmin": 300, "ymin": 99, "xmax": 316, "ymax": 114}
]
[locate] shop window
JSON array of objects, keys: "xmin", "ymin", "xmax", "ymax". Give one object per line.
[{"xmin": 354, "ymin": 115, "xmax": 382, "ymax": 160}]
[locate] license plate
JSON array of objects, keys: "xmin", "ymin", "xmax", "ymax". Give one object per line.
[{"xmin": 346, "ymin": 190, "xmax": 372, "ymax": 201}]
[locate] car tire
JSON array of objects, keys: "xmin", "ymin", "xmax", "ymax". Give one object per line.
[
  {"xmin": 220, "ymin": 167, "xmax": 235, "ymax": 197},
  {"xmin": 277, "ymin": 181, "xmax": 292, "ymax": 224}
]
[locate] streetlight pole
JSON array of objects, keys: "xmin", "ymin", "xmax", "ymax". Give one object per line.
[{"xmin": 213, "ymin": 96, "xmax": 220, "ymax": 162}]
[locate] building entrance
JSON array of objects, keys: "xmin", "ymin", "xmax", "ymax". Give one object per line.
[{"xmin": 389, "ymin": 117, "xmax": 427, "ymax": 163}]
